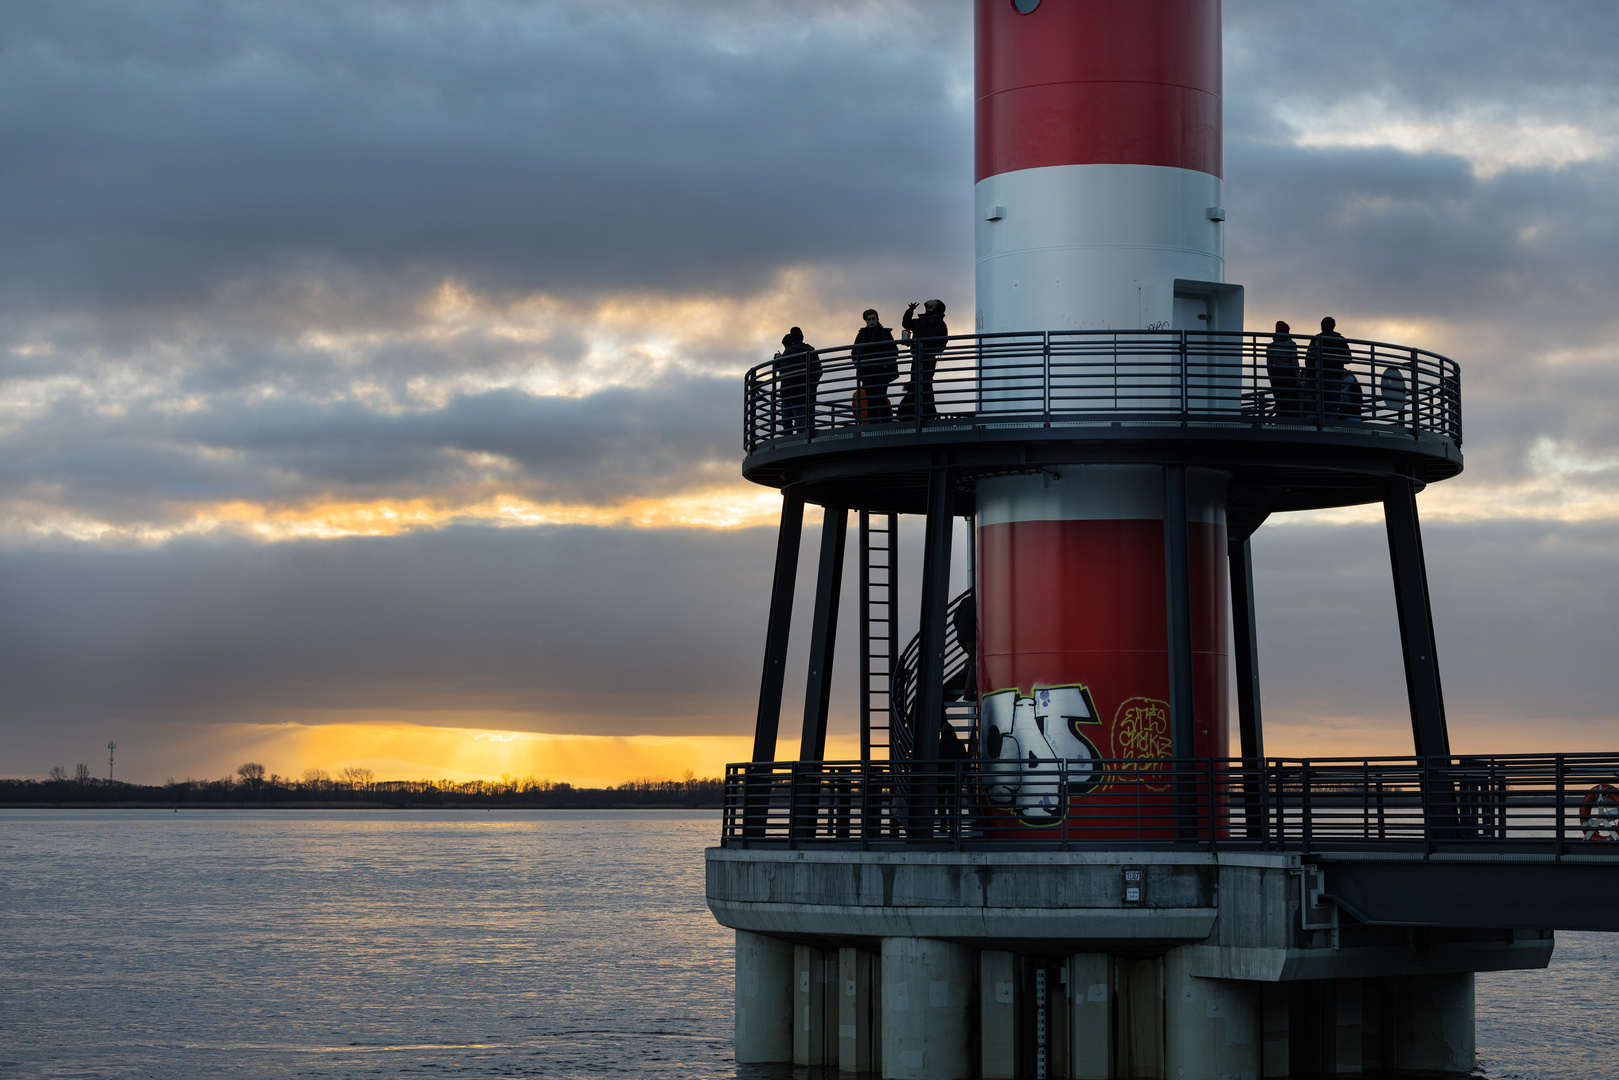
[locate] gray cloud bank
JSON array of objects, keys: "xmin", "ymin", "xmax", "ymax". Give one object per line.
[
  {"xmin": 7, "ymin": 1, "xmax": 1619, "ymax": 771},
  {"xmin": 0, "ymin": 525, "xmax": 774, "ymax": 736},
  {"xmin": 5, "ymin": 515, "xmax": 1618, "ymax": 778},
  {"xmin": 2, "ymin": 373, "xmax": 741, "ymax": 528},
  {"xmin": 1, "ymin": 0, "xmax": 970, "ymax": 311}
]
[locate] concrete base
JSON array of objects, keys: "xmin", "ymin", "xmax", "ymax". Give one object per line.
[
  {"xmin": 980, "ymin": 950, "xmax": 1019, "ymax": 1079},
  {"xmin": 1165, "ymin": 950, "xmax": 1260, "ymax": 1080},
  {"xmin": 1393, "ymin": 973, "xmax": 1474, "ymax": 1074},
  {"xmin": 794, "ymin": 944, "xmax": 836, "ymax": 1065},
  {"xmin": 839, "ymin": 946, "xmax": 879, "ymax": 1074},
  {"xmin": 882, "ymin": 937, "xmax": 974, "ymax": 1080},
  {"xmin": 1069, "ymin": 952, "xmax": 1110, "ymax": 1079},
  {"xmin": 735, "ymin": 930, "xmax": 793, "ymax": 1064},
  {"xmin": 715, "ymin": 849, "xmax": 1544, "ymax": 1076}
]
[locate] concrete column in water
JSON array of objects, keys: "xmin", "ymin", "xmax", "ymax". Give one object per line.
[
  {"xmin": 794, "ymin": 944, "xmax": 836, "ymax": 1066},
  {"xmin": 1114, "ymin": 956, "xmax": 1165, "ymax": 1080},
  {"xmin": 734, "ymin": 930, "xmax": 793, "ymax": 1063},
  {"xmin": 881, "ymin": 937, "xmax": 974, "ymax": 1080},
  {"xmin": 1069, "ymin": 952, "xmax": 1111, "ymax": 1080},
  {"xmin": 839, "ymin": 946, "xmax": 877, "ymax": 1074},
  {"xmin": 1162, "ymin": 947, "xmax": 1260, "ymax": 1080},
  {"xmin": 1394, "ymin": 972, "xmax": 1474, "ymax": 1074},
  {"xmin": 980, "ymin": 950, "xmax": 1019, "ymax": 1079}
]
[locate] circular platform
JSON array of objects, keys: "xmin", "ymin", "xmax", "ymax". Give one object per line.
[{"xmin": 744, "ymin": 330, "xmax": 1461, "ymax": 534}]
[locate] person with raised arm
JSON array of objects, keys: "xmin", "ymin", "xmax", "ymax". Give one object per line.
[{"xmin": 898, "ymin": 299, "xmax": 947, "ymax": 420}]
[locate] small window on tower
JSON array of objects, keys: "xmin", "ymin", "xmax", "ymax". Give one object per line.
[{"xmin": 1013, "ymin": 0, "xmax": 1040, "ymax": 13}]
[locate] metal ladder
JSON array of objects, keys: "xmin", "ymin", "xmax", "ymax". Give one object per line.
[{"xmin": 859, "ymin": 511, "xmax": 898, "ymax": 761}]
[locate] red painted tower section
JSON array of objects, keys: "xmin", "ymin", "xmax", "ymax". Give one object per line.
[{"xmin": 975, "ymin": 0, "xmax": 1222, "ymax": 182}]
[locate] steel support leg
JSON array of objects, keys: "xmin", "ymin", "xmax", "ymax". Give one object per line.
[
  {"xmin": 1164, "ymin": 465, "xmax": 1197, "ymax": 836},
  {"xmin": 1383, "ymin": 476, "xmax": 1450, "ymax": 759},
  {"xmin": 790, "ymin": 506, "xmax": 846, "ymax": 840},
  {"xmin": 1229, "ymin": 535, "xmax": 1266, "ymax": 839},
  {"xmin": 746, "ymin": 492, "xmax": 804, "ymax": 840},
  {"xmin": 1384, "ymin": 475, "xmax": 1455, "ymax": 839},
  {"xmin": 916, "ymin": 471, "xmax": 954, "ymax": 761},
  {"xmin": 910, "ymin": 471, "xmax": 954, "ymax": 836},
  {"xmin": 800, "ymin": 506, "xmax": 848, "ymax": 762},
  {"xmin": 753, "ymin": 490, "xmax": 805, "ymax": 762}
]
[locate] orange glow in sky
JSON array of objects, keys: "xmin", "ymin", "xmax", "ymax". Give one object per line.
[{"xmin": 170, "ymin": 722, "xmax": 862, "ymax": 787}]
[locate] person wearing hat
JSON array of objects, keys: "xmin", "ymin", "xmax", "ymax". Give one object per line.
[
  {"xmin": 773, "ymin": 326, "xmax": 819, "ymax": 433},
  {"xmin": 1265, "ymin": 319, "xmax": 1301, "ymax": 417}
]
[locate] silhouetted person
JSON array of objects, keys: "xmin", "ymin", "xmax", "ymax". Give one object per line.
[
  {"xmin": 899, "ymin": 299, "xmax": 948, "ymax": 419},
  {"xmin": 774, "ymin": 327, "xmax": 819, "ymax": 433},
  {"xmin": 1266, "ymin": 320, "xmax": 1301, "ymax": 417},
  {"xmin": 852, "ymin": 308, "xmax": 899, "ymax": 422},
  {"xmin": 1305, "ymin": 316, "xmax": 1360, "ymax": 418}
]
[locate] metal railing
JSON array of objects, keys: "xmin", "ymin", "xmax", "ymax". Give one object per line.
[
  {"xmin": 745, "ymin": 330, "xmax": 1461, "ymax": 454},
  {"xmin": 722, "ymin": 753, "xmax": 1619, "ymax": 855}
]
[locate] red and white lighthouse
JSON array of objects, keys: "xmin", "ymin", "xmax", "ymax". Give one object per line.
[{"xmin": 973, "ymin": 0, "xmax": 1234, "ymax": 827}]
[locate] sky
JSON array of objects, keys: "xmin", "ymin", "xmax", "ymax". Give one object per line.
[{"xmin": 5, "ymin": 0, "xmax": 1619, "ymax": 785}]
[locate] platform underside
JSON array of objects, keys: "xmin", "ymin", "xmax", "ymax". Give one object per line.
[{"xmin": 744, "ymin": 420, "xmax": 1461, "ymax": 533}]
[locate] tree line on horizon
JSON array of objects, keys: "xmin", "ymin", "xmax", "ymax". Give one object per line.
[{"xmin": 4, "ymin": 761, "xmax": 725, "ymax": 807}]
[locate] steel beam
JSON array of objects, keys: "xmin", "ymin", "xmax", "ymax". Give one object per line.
[
  {"xmin": 1229, "ymin": 535, "xmax": 1264, "ymax": 763},
  {"xmin": 1164, "ymin": 465, "xmax": 1197, "ymax": 837},
  {"xmin": 915, "ymin": 470, "xmax": 954, "ymax": 761},
  {"xmin": 1383, "ymin": 476, "xmax": 1451, "ymax": 759},
  {"xmin": 800, "ymin": 505, "xmax": 848, "ymax": 762},
  {"xmin": 752, "ymin": 490, "xmax": 805, "ymax": 763},
  {"xmin": 1229, "ymin": 535, "xmax": 1267, "ymax": 840},
  {"xmin": 1164, "ymin": 466, "xmax": 1196, "ymax": 757}
]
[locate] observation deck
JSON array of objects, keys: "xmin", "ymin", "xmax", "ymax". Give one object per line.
[{"xmin": 745, "ymin": 330, "xmax": 1461, "ymax": 532}]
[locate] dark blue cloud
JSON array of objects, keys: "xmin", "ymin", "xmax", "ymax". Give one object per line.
[{"xmin": 0, "ymin": 0, "xmax": 973, "ymax": 310}]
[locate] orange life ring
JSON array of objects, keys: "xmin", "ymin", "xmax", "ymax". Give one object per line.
[{"xmin": 1580, "ymin": 783, "xmax": 1619, "ymax": 842}]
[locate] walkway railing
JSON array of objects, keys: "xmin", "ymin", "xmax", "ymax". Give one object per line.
[
  {"xmin": 745, "ymin": 330, "xmax": 1461, "ymax": 454},
  {"xmin": 722, "ymin": 754, "xmax": 1619, "ymax": 854}
]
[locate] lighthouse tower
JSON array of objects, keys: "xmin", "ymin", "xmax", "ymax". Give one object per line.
[
  {"xmin": 699, "ymin": 3, "xmax": 1589, "ymax": 1079},
  {"xmin": 974, "ymin": 0, "xmax": 1233, "ymax": 833}
]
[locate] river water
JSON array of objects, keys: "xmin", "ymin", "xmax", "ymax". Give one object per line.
[{"xmin": 0, "ymin": 809, "xmax": 1610, "ymax": 1079}]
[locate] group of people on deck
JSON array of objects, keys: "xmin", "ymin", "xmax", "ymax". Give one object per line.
[
  {"xmin": 1266, "ymin": 316, "xmax": 1366, "ymax": 418},
  {"xmin": 772, "ymin": 307, "xmax": 1371, "ymax": 435},
  {"xmin": 772, "ymin": 300, "xmax": 948, "ymax": 433}
]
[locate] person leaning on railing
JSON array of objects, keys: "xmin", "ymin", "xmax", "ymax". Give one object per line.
[
  {"xmin": 898, "ymin": 299, "xmax": 947, "ymax": 420},
  {"xmin": 1304, "ymin": 316, "xmax": 1363, "ymax": 419},
  {"xmin": 773, "ymin": 326, "xmax": 820, "ymax": 434},
  {"xmin": 852, "ymin": 309, "xmax": 899, "ymax": 423}
]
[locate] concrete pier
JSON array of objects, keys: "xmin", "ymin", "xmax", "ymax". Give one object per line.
[
  {"xmin": 881, "ymin": 937, "xmax": 974, "ymax": 1080},
  {"xmin": 734, "ymin": 930, "xmax": 792, "ymax": 1064},
  {"xmin": 794, "ymin": 944, "xmax": 836, "ymax": 1066},
  {"xmin": 713, "ymin": 849, "xmax": 1548, "ymax": 1078},
  {"xmin": 838, "ymin": 946, "xmax": 879, "ymax": 1074}
]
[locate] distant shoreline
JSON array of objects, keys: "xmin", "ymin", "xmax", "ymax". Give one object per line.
[
  {"xmin": 0, "ymin": 800, "xmax": 723, "ymax": 810},
  {"xmin": 0, "ymin": 775, "xmax": 726, "ymax": 811}
]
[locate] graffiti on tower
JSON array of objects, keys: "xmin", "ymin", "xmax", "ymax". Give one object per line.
[{"xmin": 980, "ymin": 683, "xmax": 1103, "ymax": 825}]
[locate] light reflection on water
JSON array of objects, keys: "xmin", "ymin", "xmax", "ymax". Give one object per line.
[{"xmin": 0, "ymin": 809, "xmax": 1611, "ymax": 1079}]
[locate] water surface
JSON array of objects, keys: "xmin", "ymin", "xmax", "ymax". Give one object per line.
[{"xmin": 0, "ymin": 810, "xmax": 1610, "ymax": 1078}]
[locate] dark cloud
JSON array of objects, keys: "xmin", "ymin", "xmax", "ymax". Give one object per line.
[
  {"xmin": 0, "ymin": 0, "xmax": 973, "ymax": 311},
  {"xmin": 0, "ymin": 372, "xmax": 741, "ymax": 525},
  {"xmin": 0, "ymin": 524, "xmax": 775, "ymax": 738},
  {"xmin": 1228, "ymin": 0, "xmax": 1619, "ymax": 119},
  {"xmin": 1252, "ymin": 517, "xmax": 1619, "ymax": 746},
  {"xmin": 6, "ymin": 513, "xmax": 1617, "ymax": 777}
]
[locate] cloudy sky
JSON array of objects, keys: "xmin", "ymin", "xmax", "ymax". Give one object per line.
[{"xmin": 4, "ymin": 0, "xmax": 1619, "ymax": 785}]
